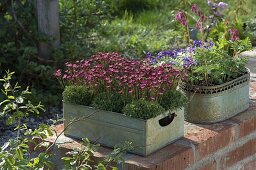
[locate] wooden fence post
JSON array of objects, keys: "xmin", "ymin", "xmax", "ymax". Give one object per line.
[{"xmin": 36, "ymin": 0, "xmax": 60, "ymax": 58}]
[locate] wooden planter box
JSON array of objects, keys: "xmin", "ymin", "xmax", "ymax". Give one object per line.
[
  {"xmin": 181, "ymin": 72, "xmax": 250, "ymax": 124},
  {"xmin": 63, "ymin": 102, "xmax": 184, "ymax": 156}
]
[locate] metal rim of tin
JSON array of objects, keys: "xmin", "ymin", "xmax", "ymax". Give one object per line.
[{"xmin": 181, "ymin": 69, "xmax": 250, "ymax": 95}]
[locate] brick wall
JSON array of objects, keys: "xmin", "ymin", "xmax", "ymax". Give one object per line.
[
  {"xmin": 123, "ymin": 81, "xmax": 256, "ymax": 170},
  {"xmin": 122, "ymin": 99, "xmax": 256, "ymax": 170},
  {"xmin": 40, "ymin": 80, "xmax": 256, "ymax": 170}
]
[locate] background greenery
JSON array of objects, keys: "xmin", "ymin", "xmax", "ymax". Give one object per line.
[{"xmin": 0, "ymin": 0, "xmax": 256, "ymax": 111}]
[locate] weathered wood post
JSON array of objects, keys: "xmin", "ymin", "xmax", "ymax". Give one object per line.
[{"xmin": 36, "ymin": 0, "xmax": 60, "ymax": 58}]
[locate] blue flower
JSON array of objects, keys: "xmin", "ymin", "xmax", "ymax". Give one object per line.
[
  {"xmin": 193, "ymin": 40, "xmax": 203, "ymax": 47},
  {"xmin": 209, "ymin": 41, "xmax": 215, "ymax": 47},
  {"xmin": 217, "ymin": 2, "xmax": 228, "ymax": 10},
  {"xmin": 157, "ymin": 51, "xmax": 165, "ymax": 59},
  {"xmin": 146, "ymin": 52, "xmax": 153, "ymax": 58},
  {"xmin": 208, "ymin": 0, "xmax": 217, "ymax": 8},
  {"xmin": 187, "ymin": 47, "xmax": 196, "ymax": 53},
  {"xmin": 149, "ymin": 58, "xmax": 157, "ymax": 65},
  {"xmin": 182, "ymin": 56, "xmax": 195, "ymax": 67},
  {"xmin": 162, "ymin": 50, "xmax": 173, "ymax": 57},
  {"xmin": 169, "ymin": 61, "xmax": 177, "ymax": 66}
]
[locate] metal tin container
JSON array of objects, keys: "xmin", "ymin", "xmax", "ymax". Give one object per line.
[
  {"xmin": 63, "ymin": 102, "xmax": 184, "ymax": 156},
  {"xmin": 182, "ymin": 72, "xmax": 250, "ymax": 124}
]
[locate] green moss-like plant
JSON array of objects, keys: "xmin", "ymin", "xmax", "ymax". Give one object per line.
[
  {"xmin": 158, "ymin": 90, "xmax": 187, "ymax": 111},
  {"xmin": 63, "ymin": 85, "xmax": 94, "ymax": 106},
  {"xmin": 92, "ymin": 92, "xmax": 125, "ymax": 113},
  {"xmin": 117, "ymin": 0, "xmax": 159, "ymax": 13},
  {"xmin": 123, "ymin": 99, "xmax": 165, "ymax": 120}
]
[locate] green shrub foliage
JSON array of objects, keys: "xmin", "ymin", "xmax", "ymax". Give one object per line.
[
  {"xmin": 92, "ymin": 92, "xmax": 125, "ymax": 113},
  {"xmin": 0, "ymin": 71, "xmax": 44, "ymax": 134},
  {"xmin": 116, "ymin": 0, "xmax": 160, "ymax": 13},
  {"xmin": 123, "ymin": 99, "xmax": 165, "ymax": 120},
  {"xmin": 158, "ymin": 90, "xmax": 187, "ymax": 111},
  {"xmin": 0, "ymin": 0, "xmax": 62, "ymax": 106},
  {"xmin": 0, "ymin": 72, "xmax": 131, "ymax": 169},
  {"xmin": 63, "ymin": 85, "xmax": 94, "ymax": 106}
]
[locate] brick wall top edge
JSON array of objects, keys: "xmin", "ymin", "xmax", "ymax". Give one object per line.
[{"xmin": 46, "ymin": 82, "xmax": 256, "ymax": 169}]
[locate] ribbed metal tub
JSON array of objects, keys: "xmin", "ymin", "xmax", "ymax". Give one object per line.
[
  {"xmin": 181, "ymin": 72, "xmax": 250, "ymax": 124},
  {"xmin": 63, "ymin": 102, "xmax": 184, "ymax": 156}
]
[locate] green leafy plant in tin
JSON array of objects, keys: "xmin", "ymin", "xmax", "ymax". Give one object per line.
[
  {"xmin": 154, "ymin": 1, "xmax": 252, "ymax": 86},
  {"xmin": 148, "ymin": 1, "xmax": 252, "ymax": 123},
  {"xmin": 184, "ymin": 1, "xmax": 251, "ymax": 123}
]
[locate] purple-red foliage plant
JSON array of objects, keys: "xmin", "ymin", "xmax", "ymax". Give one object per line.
[
  {"xmin": 175, "ymin": 1, "xmax": 231, "ymax": 43},
  {"xmin": 55, "ymin": 53, "xmax": 186, "ymax": 101}
]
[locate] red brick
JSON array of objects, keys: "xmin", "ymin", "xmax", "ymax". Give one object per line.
[
  {"xmin": 198, "ymin": 161, "xmax": 217, "ymax": 170},
  {"xmin": 53, "ymin": 123, "xmax": 196, "ymax": 170},
  {"xmin": 243, "ymin": 159, "xmax": 256, "ymax": 170},
  {"xmin": 221, "ymin": 139, "xmax": 256, "ymax": 168},
  {"xmin": 152, "ymin": 147, "xmax": 194, "ymax": 170},
  {"xmin": 44, "ymin": 120, "xmax": 256, "ymax": 170},
  {"xmin": 124, "ymin": 164, "xmax": 149, "ymax": 170},
  {"xmin": 185, "ymin": 123, "xmax": 237, "ymax": 159},
  {"xmin": 54, "ymin": 123, "xmax": 65, "ymax": 135},
  {"xmin": 250, "ymin": 81, "xmax": 256, "ymax": 100},
  {"xmin": 239, "ymin": 117, "xmax": 256, "ymax": 137},
  {"xmin": 231, "ymin": 108, "xmax": 256, "ymax": 138},
  {"xmin": 125, "ymin": 143, "xmax": 195, "ymax": 170}
]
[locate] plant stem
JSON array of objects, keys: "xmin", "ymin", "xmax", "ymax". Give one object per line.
[
  {"xmin": 204, "ymin": 16, "xmax": 215, "ymax": 41},
  {"xmin": 204, "ymin": 59, "xmax": 208, "ymax": 86},
  {"xmin": 45, "ymin": 113, "xmax": 96, "ymax": 153},
  {"xmin": 17, "ymin": 117, "xmax": 21, "ymax": 139},
  {"xmin": 185, "ymin": 14, "xmax": 191, "ymax": 45},
  {"xmin": 73, "ymin": 0, "xmax": 77, "ymax": 29}
]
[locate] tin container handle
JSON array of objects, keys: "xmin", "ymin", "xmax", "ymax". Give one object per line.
[{"xmin": 159, "ymin": 112, "xmax": 177, "ymax": 127}]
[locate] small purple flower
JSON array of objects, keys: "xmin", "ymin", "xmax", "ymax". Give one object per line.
[
  {"xmin": 175, "ymin": 11, "xmax": 187, "ymax": 26},
  {"xmin": 200, "ymin": 15, "xmax": 207, "ymax": 22},
  {"xmin": 230, "ymin": 27, "xmax": 240, "ymax": 41},
  {"xmin": 209, "ymin": 41, "xmax": 215, "ymax": 47},
  {"xmin": 193, "ymin": 40, "xmax": 203, "ymax": 47},
  {"xmin": 182, "ymin": 56, "xmax": 194, "ymax": 67},
  {"xmin": 54, "ymin": 69, "xmax": 62, "ymax": 77},
  {"xmin": 175, "ymin": 11, "xmax": 184, "ymax": 21},
  {"xmin": 191, "ymin": 4, "xmax": 199, "ymax": 13},
  {"xmin": 217, "ymin": 2, "xmax": 228, "ymax": 10},
  {"xmin": 187, "ymin": 47, "xmax": 195, "ymax": 53},
  {"xmin": 207, "ymin": 0, "xmax": 216, "ymax": 8},
  {"xmin": 168, "ymin": 61, "xmax": 177, "ymax": 66},
  {"xmin": 157, "ymin": 51, "xmax": 164, "ymax": 59},
  {"xmin": 162, "ymin": 51, "xmax": 173, "ymax": 57},
  {"xmin": 195, "ymin": 21, "xmax": 203, "ymax": 30},
  {"xmin": 181, "ymin": 20, "xmax": 187, "ymax": 27},
  {"xmin": 146, "ymin": 52, "xmax": 153, "ymax": 58},
  {"xmin": 178, "ymin": 48, "xmax": 185, "ymax": 53},
  {"xmin": 171, "ymin": 50, "xmax": 178, "ymax": 59},
  {"xmin": 149, "ymin": 58, "xmax": 157, "ymax": 65}
]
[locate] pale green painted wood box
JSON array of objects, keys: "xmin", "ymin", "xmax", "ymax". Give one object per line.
[{"xmin": 63, "ymin": 102, "xmax": 184, "ymax": 156}]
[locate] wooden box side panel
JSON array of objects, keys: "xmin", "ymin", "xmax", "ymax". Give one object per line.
[
  {"xmin": 63, "ymin": 103, "xmax": 147, "ymax": 155},
  {"xmin": 145, "ymin": 108, "xmax": 184, "ymax": 155}
]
